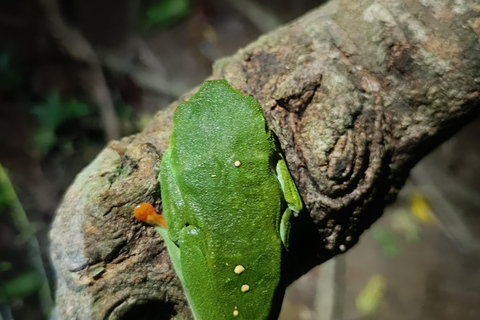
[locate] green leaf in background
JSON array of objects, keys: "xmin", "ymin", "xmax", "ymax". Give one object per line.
[
  {"xmin": 0, "ymin": 271, "xmax": 43, "ymax": 302},
  {"xmin": 0, "ymin": 164, "xmax": 54, "ymax": 314},
  {"xmin": 116, "ymin": 103, "xmax": 141, "ymax": 135},
  {"xmin": 0, "ymin": 165, "xmax": 17, "ymax": 211},
  {"xmin": 356, "ymin": 275, "xmax": 387, "ymax": 315},
  {"xmin": 391, "ymin": 209, "xmax": 421, "ymax": 241},
  {"xmin": 137, "ymin": 113, "xmax": 153, "ymax": 131},
  {"xmin": 0, "ymin": 52, "xmax": 22, "ymax": 90},
  {"xmin": 143, "ymin": 0, "xmax": 191, "ymax": 29},
  {"xmin": 32, "ymin": 93, "xmax": 90, "ymax": 155},
  {"xmin": 116, "ymin": 102, "xmax": 133, "ymax": 120},
  {"xmin": 0, "ymin": 261, "xmax": 12, "ymax": 273},
  {"xmin": 0, "ymin": 163, "xmax": 34, "ymax": 240},
  {"xmin": 371, "ymin": 227, "xmax": 400, "ymax": 258}
]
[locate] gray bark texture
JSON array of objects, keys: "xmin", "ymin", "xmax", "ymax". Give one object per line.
[{"xmin": 50, "ymin": 0, "xmax": 480, "ymax": 319}]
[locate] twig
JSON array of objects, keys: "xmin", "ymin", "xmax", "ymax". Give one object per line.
[
  {"xmin": 101, "ymin": 38, "xmax": 189, "ymax": 98},
  {"xmin": 0, "ymin": 164, "xmax": 54, "ymax": 317},
  {"xmin": 38, "ymin": 0, "xmax": 120, "ymax": 140},
  {"xmin": 315, "ymin": 256, "xmax": 346, "ymax": 320},
  {"xmin": 225, "ymin": 0, "xmax": 283, "ymax": 33}
]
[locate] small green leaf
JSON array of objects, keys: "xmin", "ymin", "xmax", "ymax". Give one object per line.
[
  {"xmin": 32, "ymin": 128, "xmax": 57, "ymax": 156},
  {"xmin": 356, "ymin": 275, "xmax": 387, "ymax": 315},
  {"xmin": 33, "ymin": 93, "xmax": 89, "ymax": 129},
  {"xmin": 0, "ymin": 164, "xmax": 16, "ymax": 211},
  {"xmin": 0, "ymin": 271, "xmax": 43, "ymax": 301},
  {"xmin": 0, "ymin": 52, "xmax": 22, "ymax": 89},
  {"xmin": 0, "ymin": 261, "xmax": 12, "ymax": 272},
  {"xmin": 32, "ymin": 93, "xmax": 90, "ymax": 154},
  {"xmin": 372, "ymin": 228, "xmax": 399, "ymax": 258},
  {"xmin": 116, "ymin": 103, "xmax": 133, "ymax": 120},
  {"xmin": 143, "ymin": 0, "xmax": 191, "ymax": 29},
  {"xmin": 391, "ymin": 209, "xmax": 420, "ymax": 241}
]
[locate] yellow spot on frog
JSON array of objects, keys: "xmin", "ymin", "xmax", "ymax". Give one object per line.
[
  {"xmin": 211, "ymin": 174, "xmax": 217, "ymax": 177},
  {"xmin": 241, "ymin": 284, "xmax": 250, "ymax": 292},
  {"xmin": 233, "ymin": 307, "xmax": 239, "ymax": 317},
  {"xmin": 234, "ymin": 160, "xmax": 241, "ymax": 167},
  {"xmin": 234, "ymin": 265, "xmax": 245, "ymax": 274}
]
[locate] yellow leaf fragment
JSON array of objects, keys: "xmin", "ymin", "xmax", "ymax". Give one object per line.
[
  {"xmin": 409, "ymin": 192, "xmax": 436, "ymax": 225},
  {"xmin": 356, "ymin": 275, "xmax": 387, "ymax": 315}
]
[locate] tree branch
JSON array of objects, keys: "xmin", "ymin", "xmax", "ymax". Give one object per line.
[{"xmin": 50, "ymin": 0, "xmax": 480, "ymax": 319}]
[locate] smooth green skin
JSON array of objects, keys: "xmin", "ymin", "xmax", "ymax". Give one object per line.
[{"xmin": 157, "ymin": 80, "xmax": 302, "ymax": 320}]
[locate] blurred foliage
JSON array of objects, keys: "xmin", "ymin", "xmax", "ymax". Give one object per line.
[
  {"xmin": 372, "ymin": 190, "xmax": 437, "ymax": 259},
  {"xmin": 0, "ymin": 262, "xmax": 12, "ymax": 273},
  {"xmin": 143, "ymin": 0, "xmax": 191, "ymax": 29},
  {"xmin": 0, "ymin": 164, "xmax": 54, "ymax": 316},
  {"xmin": 371, "ymin": 228, "xmax": 400, "ymax": 258},
  {"xmin": 137, "ymin": 113, "xmax": 154, "ymax": 131},
  {"xmin": 0, "ymin": 168, "xmax": 16, "ymax": 212},
  {"xmin": 0, "ymin": 271, "xmax": 43, "ymax": 302},
  {"xmin": 391, "ymin": 209, "xmax": 421, "ymax": 241},
  {"xmin": 116, "ymin": 102, "xmax": 134, "ymax": 121},
  {"xmin": 32, "ymin": 93, "xmax": 90, "ymax": 155},
  {"xmin": 0, "ymin": 52, "xmax": 22, "ymax": 92},
  {"xmin": 356, "ymin": 275, "xmax": 387, "ymax": 315},
  {"xmin": 409, "ymin": 192, "xmax": 436, "ymax": 225},
  {"xmin": 0, "ymin": 162, "xmax": 31, "ymax": 243}
]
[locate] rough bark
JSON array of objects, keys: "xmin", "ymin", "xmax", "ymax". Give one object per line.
[{"xmin": 50, "ymin": 0, "xmax": 480, "ymax": 319}]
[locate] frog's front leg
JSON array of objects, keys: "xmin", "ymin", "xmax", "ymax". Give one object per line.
[
  {"xmin": 134, "ymin": 202, "xmax": 166, "ymax": 228},
  {"xmin": 276, "ymin": 155, "xmax": 303, "ymax": 249}
]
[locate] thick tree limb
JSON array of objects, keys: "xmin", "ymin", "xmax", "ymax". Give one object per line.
[{"xmin": 50, "ymin": 0, "xmax": 480, "ymax": 319}]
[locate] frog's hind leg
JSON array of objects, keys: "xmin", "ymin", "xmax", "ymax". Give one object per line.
[{"xmin": 177, "ymin": 226, "xmax": 228, "ymax": 319}]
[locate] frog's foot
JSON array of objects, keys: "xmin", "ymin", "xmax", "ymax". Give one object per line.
[{"xmin": 134, "ymin": 203, "xmax": 167, "ymax": 228}]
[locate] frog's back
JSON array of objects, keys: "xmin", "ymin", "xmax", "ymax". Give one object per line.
[{"xmin": 168, "ymin": 80, "xmax": 285, "ymax": 319}]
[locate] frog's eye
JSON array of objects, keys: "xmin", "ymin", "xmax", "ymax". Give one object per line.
[{"xmin": 134, "ymin": 203, "xmax": 155, "ymax": 222}]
